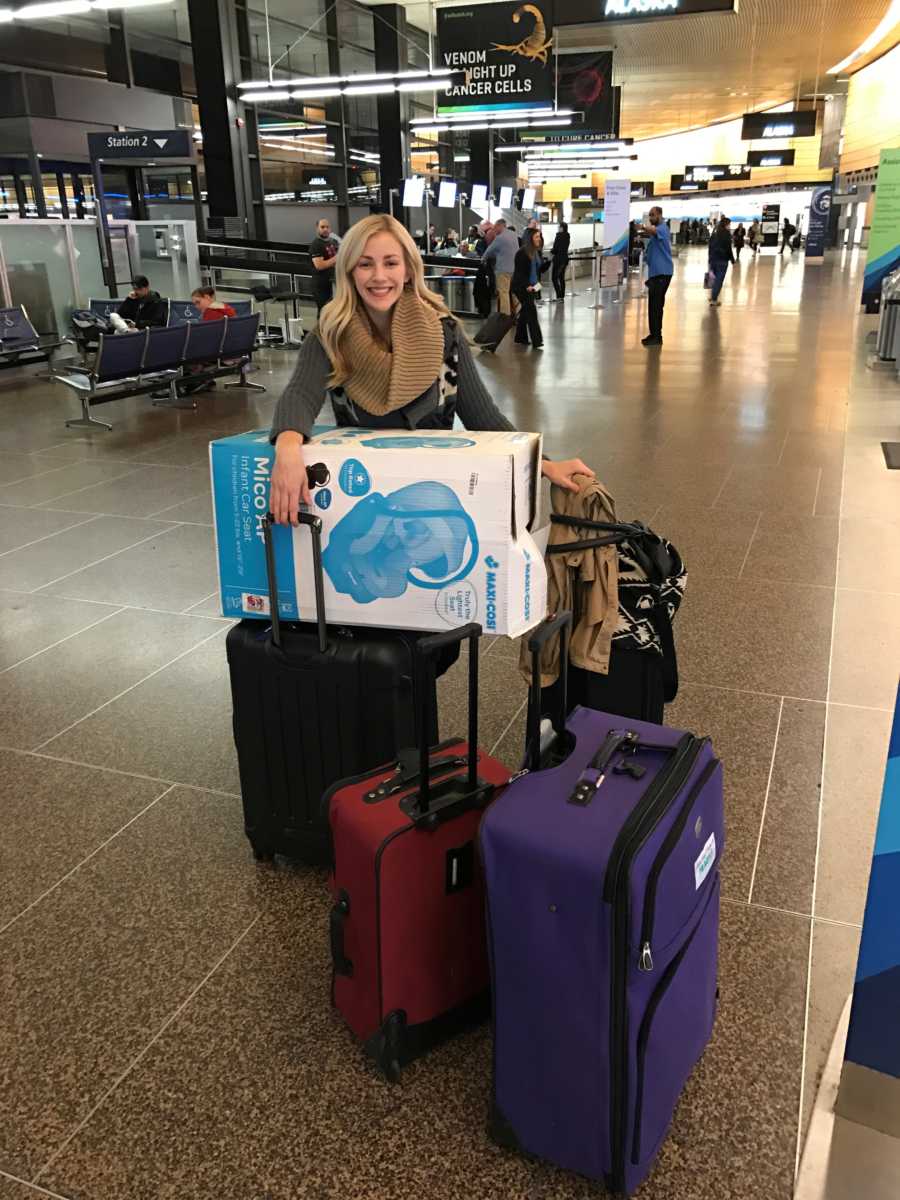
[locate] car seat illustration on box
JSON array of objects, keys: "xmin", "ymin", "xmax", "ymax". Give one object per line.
[{"xmin": 322, "ymin": 482, "xmax": 478, "ymax": 603}]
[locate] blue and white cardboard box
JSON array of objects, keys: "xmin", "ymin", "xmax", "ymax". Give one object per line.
[{"xmin": 209, "ymin": 426, "xmax": 547, "ymax": 637}]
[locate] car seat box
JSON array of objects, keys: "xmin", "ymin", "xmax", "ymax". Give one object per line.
[{"xmin": 209, "ymin": 427, "xmax": 547, "ymax": 637}]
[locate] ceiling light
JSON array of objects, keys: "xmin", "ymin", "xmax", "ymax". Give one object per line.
[
  {"xmin": 258, "ymin": 122, "xmax": 326, "ymax": 131},
  {"xmin": 14, "ymin": 0, "xmax": 90, "ymax": 14},
  {"xmin": 290, "ymin": 88, "xmax": 342, "ymax": 100},
  {"xmin": 240, "ymin": 69, "xmax": 457, "ymax": 91},
  {"xmin": 93, "ymin": 0, "xmax": 174, "ymax": 8},
  {"xmin": 0, "ymin": 7, "xmax": 15, "ymax": 15},
  {"xmin": 240, "ymin": 75, "xmax": 342, "ymax": 90},
  {"xmin": 396, "ymin": 80, "xmax": 451, "ymax": 92},
  {"xmin": 828, "ymin": 0, "xmax": 900, "ymax": 72},
  {"xmin": 411, "ymin": 108, "xmax": 572, "ymax": 125},
  {"xmin": 242, "ymin": 91, "xmax": 292, "ymax": 103},
  {"xmin": 496, "ymin": 140, "xmax": 630, "ymax": 154},
  {"xmin": 343, "ymin": 83, "xmax": 397, "ymax": 96},
  {"xmin": 454, "ymin": 154, "xmax": 470, "ymax": 162}
]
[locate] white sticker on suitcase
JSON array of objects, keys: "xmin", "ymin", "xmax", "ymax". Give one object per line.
[{"xmin": 694, "ymin": 832, "xmax": 716, "ymax": 890}]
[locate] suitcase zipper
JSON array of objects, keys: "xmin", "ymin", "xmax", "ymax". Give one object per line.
[
  {"xmin": 638, "ymin": 758, "xmax": 720, "ymax": 973},
  {"xmin": 631, "ymin": 877, "xmax": 717, "ymax": 1165},
  {"xmin": 605, "ymin": 733, "xmax": 704, "ymax": 1193}
]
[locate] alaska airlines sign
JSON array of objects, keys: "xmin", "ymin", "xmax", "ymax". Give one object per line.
[{"xmin": 556, "ymin": 0, "xmax": 735, "ymax": 24}]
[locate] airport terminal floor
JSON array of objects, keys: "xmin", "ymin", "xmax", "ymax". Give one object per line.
[{"xmin": 0, "ymin": 245, "xmax": 898, "ymax": 1200}]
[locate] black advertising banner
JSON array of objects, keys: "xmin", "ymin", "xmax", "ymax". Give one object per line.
[
  {"xmin": 631, "ymin": 181, "xmax": 654, "ymax": 199},
  {"xmin": 762, "ymin": 202, "xmax": 780, "ymax": 247},
  {"xmin": 88, "ymin": 129, "xmax": 194, "ymax": 159},
  {"xmin": 684, "ymin": 163, "xmax": 751, "ymax": 183},
  {"xmin": 571, "ymin": 185, "xmax": 599, "ymax": 200},
  {"xmin": 555, "ymin": 0, "xmax": 735, "ymax": 26},
  {"xmin": 556, "ymin": 51, "xmax": 615, "ymax": 134},
  {"xmin": 741, "ymin": 110, "xmax": 817, "ymax": 140},
  {"xmin": 437, "ymin": 1, "xmax": 555, "ymax": 114},
  {"xmin": 747, "ymin": 149, "xmax": 796, "ymax": 167}
]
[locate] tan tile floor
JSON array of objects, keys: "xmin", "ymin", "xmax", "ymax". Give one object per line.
[{"xmin": 0, "ymin": 244, "xmax": 897, "ymax": 1199}]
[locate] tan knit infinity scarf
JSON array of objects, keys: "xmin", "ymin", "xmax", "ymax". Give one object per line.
[{"xmin": 340, "ymin": 287, "xmax": 445, "ymax": 415}]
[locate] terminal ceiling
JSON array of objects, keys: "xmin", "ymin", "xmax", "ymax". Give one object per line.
[{"xmin": 362, "ymin": 0, "xmax": 893, "ymax": 141}]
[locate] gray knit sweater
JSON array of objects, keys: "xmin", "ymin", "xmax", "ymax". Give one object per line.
[{"xmin": 270, "ymin": 318, "xmax": 515, "ymax": 441}]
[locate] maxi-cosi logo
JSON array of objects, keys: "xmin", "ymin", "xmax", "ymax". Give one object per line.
[{"xmin": 484, "ymin": 556, "xmax": 500, "ymax": 631}]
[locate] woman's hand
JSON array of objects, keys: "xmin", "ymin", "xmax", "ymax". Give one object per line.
[
  {"xmin": 541, "ymin": 458, "xmax": 594, "ymax": 493},
  {"xmin": 270, "ymin": 432, "xmax": 311, "ymax": 525}
]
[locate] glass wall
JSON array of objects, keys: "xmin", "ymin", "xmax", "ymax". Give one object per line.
[{"xmin": 2, "ymin": 224, "xmax": 74, "ymax": 336}]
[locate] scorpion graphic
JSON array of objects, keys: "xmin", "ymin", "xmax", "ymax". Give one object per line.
[{"xmin": 491, "ymin": 4, "xmax": 553, "ymax": 67}]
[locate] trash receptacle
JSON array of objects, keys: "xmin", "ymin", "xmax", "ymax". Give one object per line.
[
  {"xmin": 442, "ymin": 275, "xmax": 475, "ymax": 313},
  {"xmin": 876, "ymin": 270, "xmax": 900, "ymax": 360}
]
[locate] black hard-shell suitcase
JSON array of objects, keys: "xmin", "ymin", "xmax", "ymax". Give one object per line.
[
  {"xmin": 474, "ymin": 311, "xmax": 516, "ymax": 353},
  {"xmin": 226, "ymin": 512, "xmax": 436, "ymax": 865}
]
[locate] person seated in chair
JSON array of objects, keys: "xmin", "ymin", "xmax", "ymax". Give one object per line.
[
  {"xmin": 192, "ymin": 285, "xmax": 236, "ymax": 322},
  {"xmin": 117, "ymin": 275, "xmax": 167, "ymax": 329}
]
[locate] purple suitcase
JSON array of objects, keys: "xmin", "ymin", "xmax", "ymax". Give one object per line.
[{"xmin": 481, "ymin": 613, "xmax": 724, "ymax": 1195}]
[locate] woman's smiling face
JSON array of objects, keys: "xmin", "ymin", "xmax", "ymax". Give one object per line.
[{"xmin": 352, "ymin": 232, "xmax": 409, "ymax": 315}]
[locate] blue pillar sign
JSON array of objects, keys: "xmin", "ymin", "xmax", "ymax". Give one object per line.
[
  {"xmin": 805, "ymin": 185, "xmax": 832, "ymax": 262},
  {"xmin": 837, "ymin": 682, "xmax": 900, "ymax": 1134}
]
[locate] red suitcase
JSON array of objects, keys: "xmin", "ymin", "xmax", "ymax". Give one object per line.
[{"xmin": 325, "ymin": 623, "xmax": 511, "ymax": 1081}]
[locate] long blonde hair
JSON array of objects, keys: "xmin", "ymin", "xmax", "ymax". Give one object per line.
[{"xmin": 317, "ymin": 214, "xmax": 451, "ymax": 384}]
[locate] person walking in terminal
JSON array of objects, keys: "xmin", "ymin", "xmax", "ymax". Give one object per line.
[
  {"xmin": 482, "ymin": 218, "xmax": 520, "ymax": 316},
  {"xmin": 550, "ymin": 221, "xmax": 571, "ymax": 300},
  {"xmin": 310, "ymin": 217, "xmax": 340, "ymax": 314},
  {"xmin": 116, "ymin": 275, "xmax": 167, "ymax": 329},
  {"xmin": 268, "ymin": 214, "xmax": 591, "ymax": 521},
  {"xmin": 638, "ymin": 206, "xmax": 674, "ymax": 347},
  {"xmin": 512, "ymin": 228, "xmax": 548, "ymax": 349},
  {"xmin": 748, "ymin": 218, "xmax": 761, "ymax": 255},
  {"xmin": 779, "ymin": 216, "xmax": 797, "ymax": 255},
  {"xmin": 708, "ymin": 216, "xmax": 736, "ymax": 306},
  {"xmin": 733, "ymin": 222, "xmax": 746, "ymax": 261}
]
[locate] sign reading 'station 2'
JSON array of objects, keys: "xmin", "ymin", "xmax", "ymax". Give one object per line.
[
  {"xmin": 87, "ymin": 129, "xmax": 194, "ymax": 159},
  {"xmin": 437, "ymin": 1, "xmax": 555, "ymax": 114}
]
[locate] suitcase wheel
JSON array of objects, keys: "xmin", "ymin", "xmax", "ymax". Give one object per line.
[{"xmin": 377, "ymin": 1011, "xmax": 405, "ymax": 1084}]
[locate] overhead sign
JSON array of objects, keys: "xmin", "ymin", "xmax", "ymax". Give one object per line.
[
  {"xmin": 555, "ymin": 0, "xmax": 735, "ymax": 25},
  {"xmin": 437, "ymin": 1, "xmax": 555, "ymax": 114},
  {"xmin": 805, "ymin": 185, "xmax": 832, "ymax": 263},
  {"xmin": 747, "ymin": 149, "xmax": 796, "ymax": 167},
  {"xmin": 520, "ymin": 129, "xmax": 630, "ymax": 145},
  {"xmin": 556, "ymin": 51, "xmax": 615, "ymax": 135},
  {"xmin": 741, "ymin": 110, "xmax": 817, "ymax": 140},
  {"xmin": 87, "ymin": 129, "xmax": 194, "ymax": 159},
  {"xmin": 684, "ymin": 163, "xmax": 752, "ymax": 183},
  {"xmin": 670, "ymin": 174, "xmax": 708, "ymax": 192}
]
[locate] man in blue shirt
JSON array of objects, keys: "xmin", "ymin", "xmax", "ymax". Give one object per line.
[
  {"xmin": 639, "ymin": 206, "xmax": 673, "ymax": 347},
  {"xmin": 483, "ymin": 219, "xmax": 520, "ymax": 316}
]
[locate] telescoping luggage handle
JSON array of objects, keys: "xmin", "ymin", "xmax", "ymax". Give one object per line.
[
  {"xmin": 264, "ymin": 512, "xmax": 328, "ymax": 654},
  {"xmin": 414, "ymin": 623, "xmax": 482, "ymax": 817},
  {"xmin": 524, "ymin": 611, "xmax": 573, "ymax": 772}
]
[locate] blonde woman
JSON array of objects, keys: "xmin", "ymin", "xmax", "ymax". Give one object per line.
[{"xmin": 270, "ymin": 214, "xmax": 591, "ymax": 524}]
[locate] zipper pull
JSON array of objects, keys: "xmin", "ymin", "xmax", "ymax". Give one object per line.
[{"xmin": 639, "ymin": 942, "xmax": 654, "ymax": 972}]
